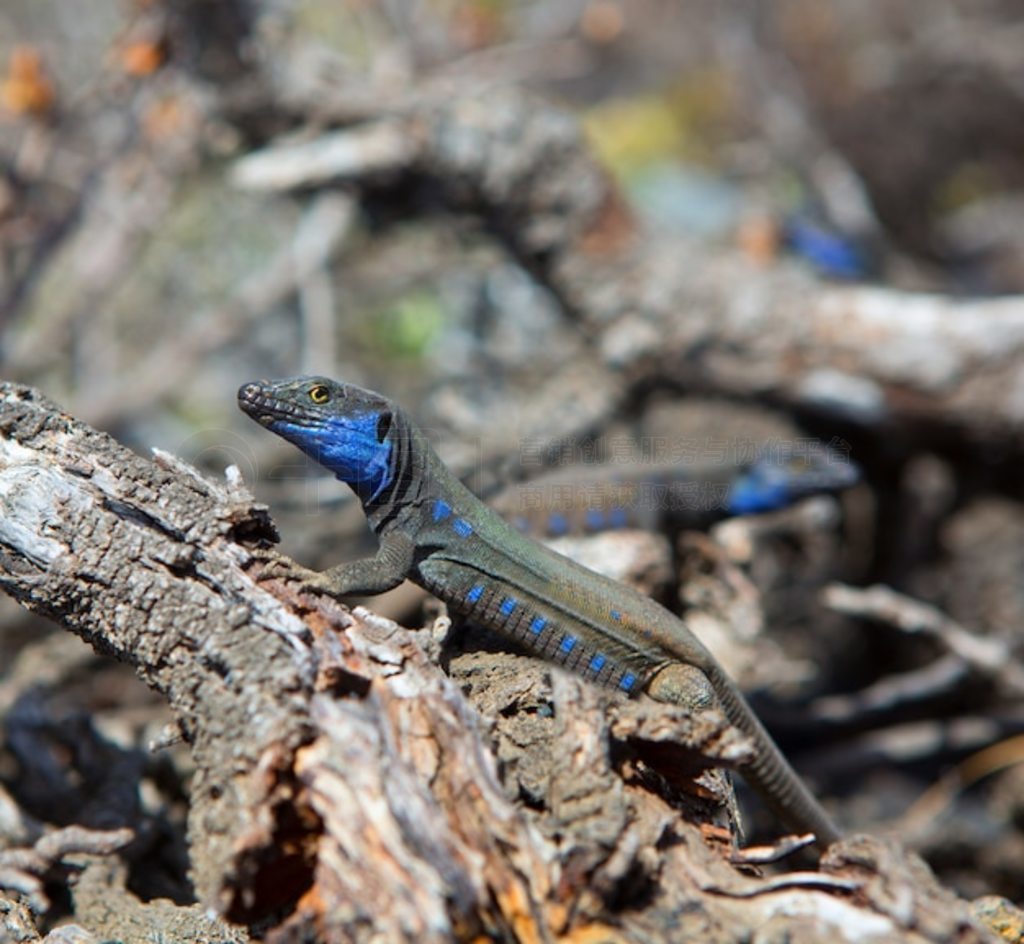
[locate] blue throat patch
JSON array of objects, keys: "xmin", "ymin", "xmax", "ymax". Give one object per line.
[
  {"xmin": 726, "ymin": 462, "xmax": 793, "ymax": 515},
  {"xmin": 273, "ymin": 412, "xmax": 393, "ymax": 502}
]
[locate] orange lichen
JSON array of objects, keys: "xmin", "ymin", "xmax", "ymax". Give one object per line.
[
  {"xmin": 141, "ymin": 95, "xmax": 190, "ymax": 143},
  {"xmin": 737, "ymin": 213, "xmax": 781, "ymax": 266},
  {"xmin": 120, "ymin": 39, "xmax": 166, "ymax": 76},
  {"xmin": 580, "ymin": 1, "xmax": 625, "ymax": 45},
  {"xmin": 1, "ymin": 46, "xmax": 55, "ymax": 117}
]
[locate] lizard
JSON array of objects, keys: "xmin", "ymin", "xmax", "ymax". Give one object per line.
[
  {"xmin": 488, "ymin": 438, "xmax": 858, "ymax": 538},
  {"xmin": 238, "ymin": 375, "xmax": 842, "ymax": 849}
]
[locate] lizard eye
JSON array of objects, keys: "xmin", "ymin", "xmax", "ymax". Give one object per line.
[
  {"xmin": 309, "ymin": 384, "xmax": 330, "ymax": 404},
  {"xmin": 376, "ymin": 413, "xmax": 392, "ymax": 442}
]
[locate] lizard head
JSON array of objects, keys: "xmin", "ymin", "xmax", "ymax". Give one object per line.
[
  {"xmin": 726, "ymin": 440, "xmax": 859, "ymax": 515},
  {"xmin": 238, "ymin": 376, "xmax": 395, "ymax": 501}
]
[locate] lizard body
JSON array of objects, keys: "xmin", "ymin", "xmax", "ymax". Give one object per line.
[
  {"xmin": 490, "ymin": 443, "xmax": 858, "ymax": 537},
  {"xmin": 238, "ymin": 376, "xmax": 841, "ymax": 848}
]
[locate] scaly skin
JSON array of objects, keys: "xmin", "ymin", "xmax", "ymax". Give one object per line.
[{"xmin": 238, "ymin": 375, "xmax": 841, "ymax": 848}]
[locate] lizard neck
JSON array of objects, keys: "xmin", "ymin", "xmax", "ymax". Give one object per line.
[{"xmin": 361, "ymin": 409, "xmax": 438, "ymax": 536}]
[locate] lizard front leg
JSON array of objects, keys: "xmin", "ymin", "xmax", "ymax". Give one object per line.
[{"xmin": 257, "ymin": 531, "xmax": 416, "ymax": 598}]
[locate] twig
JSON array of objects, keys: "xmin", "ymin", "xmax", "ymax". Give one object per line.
[
  {"xmin": 810, "ymin": 654, "xmax": 971, "ymax": 725},
  {"xmin": 231, "ymin": 123, "xmax": 414, "ymax": 192},
  {"xmin": 80, "ymin": 192, "xmax": 356, "ymax": 427},
  {"xmin": 0, "ymin": 826, "xmax": 133, "ymax": 914},
  {"xmin": 899, "ymin": 735, "xmax": 1024, "ymax": 842},
  {"xmin": 809, "ymin": 712, "xmax": 1024, "ymax": 776},
  {"xmin": 823, "ymin": 583, "xmax": 1024, "ymax": 697}
]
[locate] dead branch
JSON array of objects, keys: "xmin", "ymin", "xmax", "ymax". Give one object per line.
[
  {"xmin": 0, "ymin": 825, "xmax": 133, "ymax": 914},
  {"xmin": 823, "ymin": 583, "xmax": 1024, "ymax": 699},
  {"xmin": 79, "ymin": 192, "xmax": 358, "ymax": 428},
  {"xmin": 233, "ymin": 90, "xmax": 1024, "ymax": 446}
]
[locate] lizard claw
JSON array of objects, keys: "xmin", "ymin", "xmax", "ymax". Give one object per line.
[
  {"xmin": 255, "ymin": 556, "xmax": 321, "ymax": 587},
  {"xmin": 254, "ymin": 555, "xmax": 350, "ymax": 600}
]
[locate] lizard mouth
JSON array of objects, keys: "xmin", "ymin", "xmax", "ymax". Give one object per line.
[{"xmin": 237, "ymin": 382, "xmax": 320, "ymax": 427}]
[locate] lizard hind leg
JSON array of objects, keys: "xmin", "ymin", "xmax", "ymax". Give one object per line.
[
  {"xmin": 645, "ymin": 663, "xmax": 717, "ymax": 712},
  {"xmin": 644, "ymin": 662, "xmax": 745, "ymax": 842},
  {"xmin": 647, "ymin": 654, "xmax": 840, "ymax": 849}
]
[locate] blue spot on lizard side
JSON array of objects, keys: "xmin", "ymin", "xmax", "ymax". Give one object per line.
[
  {"xmin": 547, "ymin": 513, "xmax": 569, "ymax": 536},
  {"xmin": 608, "ymin": 507, "xmax": 629, "ymax": 528}
]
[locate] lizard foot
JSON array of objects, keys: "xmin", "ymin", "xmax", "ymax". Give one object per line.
[{"xmin": 254, "ymin": 556, "xmax": 332, "ymax": 593}]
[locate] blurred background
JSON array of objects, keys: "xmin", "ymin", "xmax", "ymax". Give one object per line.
[{"xmin": 3, "ymin": 0, "xmax": 1024, "ymax": 917}]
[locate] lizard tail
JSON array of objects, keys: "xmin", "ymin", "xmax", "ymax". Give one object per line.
[{"xmin": 705, "ymin": 661, "xmax": 841, "ymax": 850}]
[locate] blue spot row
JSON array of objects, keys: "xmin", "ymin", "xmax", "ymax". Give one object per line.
[
  {"xmin": 610, "ymin": 610, "xmax": 622, "ymax": 622},
  {"xmin": 435, "ymin": 499, "xmax": 474, "ymax": 537},
  {"xmin": 544, "ymin": 507, "xmax": 633, "ymax": 536},
  {"xmin": 546, "ymin": 513, "xmax": 569, "ymax": 536},
  {"xmin": 461, "ymin": 582, "xmax": 634, "ymax": 694},
  {"xmin": 508, "ymin": 506, "xmax": 633, "ymax": 537}
]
